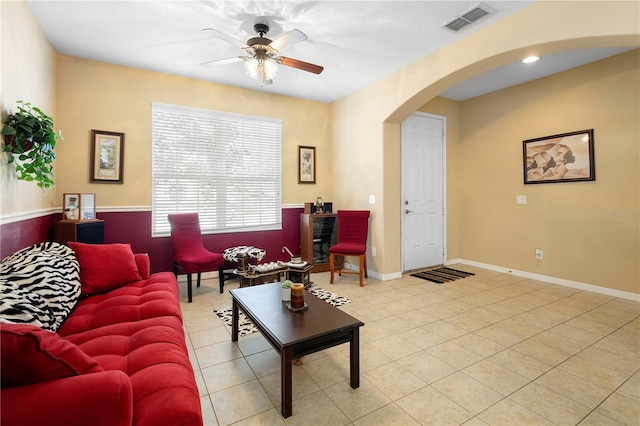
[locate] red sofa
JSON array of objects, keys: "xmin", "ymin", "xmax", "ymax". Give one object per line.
[{"xmin": 0, "ymin": 242, "xmax": 202, "ymax": 426}]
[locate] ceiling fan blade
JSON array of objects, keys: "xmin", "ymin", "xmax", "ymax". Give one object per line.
[
  {"xmin": 269, "ymin": 29, "xmax": 307, "ymax": 52},
  {"xmin": 277, "ymin": 57, "xmax": 324, "ymax": 74},
  {"xmin": 200, "ymin": 57, "xmax": 247, "ymax": 67},
  {"xmin": 201, "ymin": 28, "xmax": 247, "ymax": 49}
]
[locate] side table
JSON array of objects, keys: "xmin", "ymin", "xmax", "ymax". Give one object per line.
[
  {"xmin": 286, "ymin": 264, "xmax": 313, "ymax": 288},
  {"xmin": 234, "ymin": 268, "xmax": 288, "ymax": 288},
  {"xmin": 54, "ymin": 219, "xmax": 104, "ymax": 244}
]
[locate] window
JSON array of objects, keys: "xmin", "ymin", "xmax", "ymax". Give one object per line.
[{"xmin": 151, "ymin": 102, "xmax": 282, "ymax": 237}]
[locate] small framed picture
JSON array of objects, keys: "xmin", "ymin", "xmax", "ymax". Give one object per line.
[
  {"xmin": 91, "ymin": 129, "xmax": 124, "ymax": 183},
  {"xmin": 79, "ymin": 194, "xmax": 96, "ymax": 220},
  {"xmin": 63, "ymin": 193, "xmax": 96, "ymax": 220},
  {"xmin": 298, "ymin": 145, "xmax": 316, "ymax": 184},
  {"xmin": 523, "ymin": 129, "xmax": 595, "ymax": 184},
  {"xmin": 63, "ymin": 193, "xmax": 80, "ymax": 220}
]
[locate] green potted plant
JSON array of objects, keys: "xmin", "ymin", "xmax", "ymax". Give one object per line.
[
  {"xmin": 281, "ymin": 280, "xmax": 293, "ymax": 301},
  {"xmin": 1, "ymin": 100, "xmax": 62, "ymax": 190}
]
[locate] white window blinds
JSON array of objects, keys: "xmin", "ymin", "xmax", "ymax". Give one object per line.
[{"xmin": 151, "ymin": 102, "xmax": 282, "ymax": 237}]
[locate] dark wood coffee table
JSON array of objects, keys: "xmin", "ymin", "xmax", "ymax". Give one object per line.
[{"xmin": 230, "ymin": 283, "xmax": 364, "ymax": 418}]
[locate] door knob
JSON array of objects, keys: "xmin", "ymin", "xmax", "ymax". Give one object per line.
[{"xmin": 405, "ymin": 209, "xmax": 413, "ymax": 214}]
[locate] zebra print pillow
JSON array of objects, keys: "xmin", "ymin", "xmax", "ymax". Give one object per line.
[{"xmin": 0, "ymin": 242, "xmax": 81, "ymax": 332}]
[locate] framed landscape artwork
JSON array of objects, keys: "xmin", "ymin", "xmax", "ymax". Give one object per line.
[
  {"xmin": 523, "ymin": 129, "xmax": 595, "ymax": 184},
  {"xmin": 298, "ymin": 145, "xmax": 316, "ymax": 184},
  {"xmin": 91, "ymin": 129, "xmax": 124, "ymax": 183}
]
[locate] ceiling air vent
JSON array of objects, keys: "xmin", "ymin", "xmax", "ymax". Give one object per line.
[{"xmin": 442, "ymin": 3, "xmax": 490, "ymax": 32}]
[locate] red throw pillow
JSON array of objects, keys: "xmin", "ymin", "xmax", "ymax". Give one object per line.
[
  {"xmin": 1, "ymin": 324, "xmax": 103, "ymax": 388},
  {"xmin": 134, "ymin": 253, "xmax": 151, "ymax": 280},
  {"xmin": 68, "ymin": 242, "xmax": 142, "ymax": 294}
]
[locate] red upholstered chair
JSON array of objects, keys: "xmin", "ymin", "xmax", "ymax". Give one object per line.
[
  {"xmin": 168, "ymin": 213, "xmax": 225, "ymax": 302},
  {"xmin": 329, "ymin": 210, "xmax": 370, "ymax": 287}
]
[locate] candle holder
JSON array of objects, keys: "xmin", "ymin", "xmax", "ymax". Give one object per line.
[{"xmin": 287, "ymin": 283, "xmax": 308, "ymax": 311}]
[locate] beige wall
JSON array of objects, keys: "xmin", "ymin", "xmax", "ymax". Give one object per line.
[
  {"xmin": 54, "ymin": 56, "xmax": 332, "ymax": 208},
  {"xmin": 331, "ymin": 0, "xmax": 639, "ymax": 293},
  {"xmin": 1, "ymin": 0, "xmax": 57, "ymax": 216},
  {"xmin": 457, "ymin": 51, "xmax": 637, "ymax": 293}
]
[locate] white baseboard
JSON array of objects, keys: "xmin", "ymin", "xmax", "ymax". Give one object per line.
[
  {"xmin": 451, "ymin": 258, "xmax": 639, "ymax": 302},
  {"xmin": 341, "ymin": 263, "xmax": 401, "ymax": 282},
  {"xmin": 367, "ymin": 269, "xmax": 402, "ymax": 281}
]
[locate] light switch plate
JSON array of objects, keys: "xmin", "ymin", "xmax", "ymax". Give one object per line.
[{"xmin": 516, "ymin": 195, "xmax": 527, "ymax": 205}]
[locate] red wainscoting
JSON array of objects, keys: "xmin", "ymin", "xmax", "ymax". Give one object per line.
[
  {"xmin": 0, "ymin": 208, "xmax": 304, "ymax": 274},
  {"xmin": 0, "ymin": 215, "xmax": 56, "ymax": 260}
]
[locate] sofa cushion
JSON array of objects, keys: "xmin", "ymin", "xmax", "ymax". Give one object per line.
[
  {"xmin": 0, "ymin": 242, "xmax": 81, "ymax": 332},
  {"xmin": 58, "ymin": 272, "xmax": 181, "ymax": 337},
  {"xmin": 63, "ymin": 316, "xmax": 202, "ymax": 426},
  {"xmin": 0, "ymin": 324, "xmax": 104, "ymax": 388},
  {"xmin": 69, "ymin": 243, "xmax": 142, "ymax": 295}
]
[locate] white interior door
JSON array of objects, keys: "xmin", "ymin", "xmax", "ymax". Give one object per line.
[{"xmin": 401, "ymin": 113, "xmax": 445, "ymax": 271}]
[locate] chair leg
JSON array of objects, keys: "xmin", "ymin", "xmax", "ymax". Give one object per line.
[
  {"xmin": 364, "ymin": 254, "xmax": 368, "ymax": 278},
  {"xmin": 173, "ymin": 263, "xmax": 178, "ymax": 277},
  {"xmin": 197, "ymin": 272, "xmax": 202, "ymax": 288},
  {"xmin": 187, "ymin": 274, "xmax": 193, "ymax": 303},
  {"xmin": 359, "ymin": 254, "xmax": 365, "ymax": 287},
  {"xmin": 218, "ymin": 266, "xmax": 225, "ymax": 293},
  {"xmin": 329, "ymin": 253, "xmax": 335, "ymax": 284}
]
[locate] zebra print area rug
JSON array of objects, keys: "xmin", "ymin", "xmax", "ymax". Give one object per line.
[
  {"xmin": 214, "ymin": 286, "xmax": 351, "ymax": 336},
  {"xmin": 307, "ymin": 286, "xmax": 352, "ymax": 307}
]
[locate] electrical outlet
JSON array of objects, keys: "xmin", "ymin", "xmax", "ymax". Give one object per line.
[
  {"xmin": 535, "ymin": 248, "xmax": 543, "ymax": 259},
  {"xmin": 369, "ymin": 195, "xmax": 375, "ymax": 204},
  {"xmin": 516, "ymin": 195, "xmax": 527, "ymax": 205},
  {"xmin": 371, "ymin": 247, "xmax": 376, "ymax": 257}
]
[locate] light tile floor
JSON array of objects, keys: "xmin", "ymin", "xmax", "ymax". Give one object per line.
[{"xmin": 179, "ymin": 265, "xmax": 640, "ymax": 426}]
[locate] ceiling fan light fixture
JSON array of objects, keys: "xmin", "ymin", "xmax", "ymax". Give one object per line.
[
  {"xmin": 244, "ymin": 58, "xmax": 259, "ymax": 79},
  {"xmin": 244, "ymin": 57, "xmax": 277, "ymax": 86},
  {"xmin": 202, "ymin": 22, "xmax": 321, "ymax": 85}
]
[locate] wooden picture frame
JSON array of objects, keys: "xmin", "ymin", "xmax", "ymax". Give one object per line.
[
  {"xmin": 91, "ymin": 129, "xmax": 124, "ymax": 183},
  {"xmin": 63, "ymin": 193, "xmax": 96, "ymax": 220},
  {"xmin": 523, "ymin": 129, "xmax": 595, "ymax": 184},
  {"xmin": 298, "ymin": 145, "xmax": 316, "ymax": 184}
]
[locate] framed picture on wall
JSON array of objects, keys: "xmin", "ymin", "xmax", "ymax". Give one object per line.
[
  {"xmin": 523, "ymin": 129, "xmax": 595, "ymax": 184},
  {"xmin": 90, "ymin": 129, "xmax": 124, "ymax": 183},
  {"xmin": 298, "ymin": 145, "xmax": 316, "ymax": 184}
]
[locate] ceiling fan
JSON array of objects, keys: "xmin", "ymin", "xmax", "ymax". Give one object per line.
[{"xmin": 201, "ymin": 23, "xmax": 324, "ymax": 87}]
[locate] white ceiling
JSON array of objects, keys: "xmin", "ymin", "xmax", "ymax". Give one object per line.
[{"xmin": 26, "ymin": 0, "xmax": 635, "ymax": 103}]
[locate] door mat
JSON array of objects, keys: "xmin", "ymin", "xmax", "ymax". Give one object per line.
[
  {"xmin": 411, "ymin": 267, "xmax": 475, "ymax": 284},
  {"xmin": 214, "ymin": 286, "xmax": 352, "ymax": 336}
]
